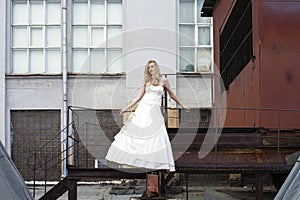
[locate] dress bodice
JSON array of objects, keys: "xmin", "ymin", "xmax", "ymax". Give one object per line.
[{"xmin": 141, "ymin": 83, "xmax": 164, "ymax": 106}]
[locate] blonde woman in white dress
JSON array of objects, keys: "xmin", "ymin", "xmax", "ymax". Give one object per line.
[{"xmin": 105, "ymin": 60, "xmax": 189, "ymax": 172}]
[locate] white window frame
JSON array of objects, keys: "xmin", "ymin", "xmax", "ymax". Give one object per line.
[
  {"xmin": 178, "ymin": 0, "xmax": 213, "ymax": 73},
  {"xmin": 11, "ymin": 0, "xmax": 61, "ymax": 74},
  {"xmin": 71, "ymin": 0, "xmax": 123, "ymax": 73}
]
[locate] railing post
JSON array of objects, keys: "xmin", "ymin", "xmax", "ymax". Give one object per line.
[
  {"xmin": 86, "ymin": 122, "xmax": 88, "ymax": 168},
  {"xmin": 277, "ymin": 110, "xmax": 281, "ymax": 170},
  {"xmin": 44, "ymin": 156, "xmax": 47, "ymax": 194},
  {"xmin": 33, "ymin": 153, "xmax": 36, "ymax": 198},
  {"xmin": 255, "ymin": 173, "xmax": 263, "ymax": 200},
  {"xmin": 213, "ymin": 107, "xmax": 218, "ymax": 170},
  {"xmin": 185, "ymin": 173, "xmax": 189, "ymax": 200},
  {"xmin": 68, "ymin": 179, "xmax": 78, "ymax": 200},
  {"xmin": 163, "ymin": 74, "xmax": 168, "ymax": 127}
]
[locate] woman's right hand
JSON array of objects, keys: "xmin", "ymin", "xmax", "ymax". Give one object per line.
[{"xmin": 183, "ymin": 106, "xmax": 190, "ymax": 112}]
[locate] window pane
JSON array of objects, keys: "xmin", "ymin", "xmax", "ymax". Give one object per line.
[
  {"xmin": 90, "ymin": 49, "xmax": 105, "ymax": 73},
  {"xmin": 91, "ymin": 27, "xmax": 104, "ymax": 47},
  {"xmin": 73, "ymin": 27, "xmax": 88, "ymax": 47},
  {"xmin": 30, "ymin": 49, "xmax": 44, "ymax": 73},
  {"xmin": 107, "ymin": 26, "xmax": 122, "ymax": 47},
  {"xmin": 91, "ymin": 1, "xmax": 105, "ymax": 25},
  {"xmin": 72, "ymin": 49, "xmax": 88, "ymax": 72},
  {"xmin": 73, "ymin": 2, "xmax": 88, "ymax": 24},
  {"xmin": 13, "ymin": 3, "xmax": 27, "ymax": 24},
  {"xmin": 13, "ymin": 50, "xmax": 28, "ymax": 73},
  {"xmin": 46, "ymin": 2, "xmax": 61, "ymax": 24},
  {"xmin": 198, "ymin": 26, "xmax": 210, "ymax": 45},
  {"xmin": 107, "ymin": 2, "xmax": 122, "ymax": 24},
  {"xmin": 198, "ymin": 17, "xmax": 211, "ymax": 23},
  {"xmin": 46, "ymin": 26, "xmax": 61, "ymax": 47},
  {"xmin": 197, "ymin": 47, "xmax": 211, "ymax": 72},
  {"xmin": 13, "ymin": 27, "xmax": 28, "ymax": 47},
  {"xmin": 179, "ymin": 25, "xmax": 195, "ymax": 46},
  {"xmin": 197, "ymin": 0, "xmax": 211, "ymax": 23},
  {"xmin": 179, "ymin": 48, "xmax": 195, "ymax": 71},
  {"xmin": 30, "ymin": 27, "xmax": 43, "ymax": 46},
  {"xmin": 107, "ymin": 49, "xmax": 122, "ymax": 72},
  {"xmin": 30, "ymin": 2, "xmax": 44, "ymax": 24},
  {"xmin": 180, "ymin": 0, "xmax": 194, "ymax": 23},
  {"xmin": 46, "ymin": 50, "xmax": 61, "ymax": 73}
]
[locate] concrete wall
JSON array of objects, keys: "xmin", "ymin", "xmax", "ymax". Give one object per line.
[
  {"xmin": 3, "ymin": 0, "xmax": 212, "ymax": 155},
  {"xmin": 124, "ymin": 0, "xmax": 178, "ymax": 97},
  {"xmin": 177, "ymin": 74, "xmax": 213, "ymax": 108}
]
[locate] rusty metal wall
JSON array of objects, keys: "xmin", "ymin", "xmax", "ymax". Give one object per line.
[
  {"xmin": 260, "ymin": 1, "xmax": 300, "ymax": 128},
  {"xmin": 213, "ymin": 0, "xmax": 261, "ymax": 128},
  {"xmin": 214, "ymin": 0, "xmax": 300, "ymax": 129}
]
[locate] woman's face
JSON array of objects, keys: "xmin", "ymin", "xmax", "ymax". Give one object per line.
[{"xmin": 148, "ymin": 62, "xmax": 156, "ymax": 75}]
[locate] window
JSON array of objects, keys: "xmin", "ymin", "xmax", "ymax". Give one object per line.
[
  {"xmin": 11, "ymin": 0, "xmax": 61, "ymax": 74},
  {"xmin": 220, "ymin": 0, "xmax": 253, "ymax": 89},
  {"xmin": 72, "ymin": 0, "xmax": 123, "ymax": 73},
  {"xmin": 179, "ymin": 0, "xmax": 213, "ymax": 72}
]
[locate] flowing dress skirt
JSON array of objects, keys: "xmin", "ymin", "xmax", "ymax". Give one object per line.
[{"xmin": 105, "ymin": 86, "xmax": 175, "ymax": 172}]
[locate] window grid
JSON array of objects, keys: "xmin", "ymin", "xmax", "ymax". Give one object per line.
[
  {"xmin": 11, "ymin": 0, "xmax": 61, "ymax": 74},
  {"xmin": 72, "ymin": 0, "xmax": 123, "ymax": 73},
  {"xmin": 179, "ymin": 0, "xmax": 213, "ymax": 73}
]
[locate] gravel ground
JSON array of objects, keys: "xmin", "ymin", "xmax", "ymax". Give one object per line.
[{"xmin": 29, "ymin": 182, "xmax": 277, "ymax": 200}]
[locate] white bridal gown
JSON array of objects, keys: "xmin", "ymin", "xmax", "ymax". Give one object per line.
[{"xmin": 105, "ymin": 83, "xmax": 175, "ymax": 171}]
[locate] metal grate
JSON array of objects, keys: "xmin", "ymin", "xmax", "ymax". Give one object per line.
[
  {"xmin": 220, "ymin": 0, "xmax": 253, "ymax": 89},
  {"xmin": 11, "ymin": 110, "xmax": 61, "ymax": 181}
]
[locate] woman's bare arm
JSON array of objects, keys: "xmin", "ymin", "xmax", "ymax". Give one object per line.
[
  {"xmin": 162, "ymin": 77, "xmax": 190, "ymax": 111},
  {"xmin": 120, "ymin": 86, "xmax": 146, "ymax": 115}
]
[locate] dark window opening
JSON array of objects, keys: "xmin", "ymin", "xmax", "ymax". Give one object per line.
[{"xmin": 220, "ymin": 0, "xmax": 253, "ymax": 89}]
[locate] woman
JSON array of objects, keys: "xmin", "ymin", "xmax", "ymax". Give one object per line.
[{"xmin": 105, "ymin": 60, "xmax": 189, "ymax": 172}]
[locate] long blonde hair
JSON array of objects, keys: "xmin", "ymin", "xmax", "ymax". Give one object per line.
[{"xmin": 144, "ymin": 60, "xmax": 162, "ymax": 86}]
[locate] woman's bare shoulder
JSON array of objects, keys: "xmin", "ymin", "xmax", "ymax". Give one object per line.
[{"xmin": 160, "ymin": 77, "xmax": 170, "ymax": 87}]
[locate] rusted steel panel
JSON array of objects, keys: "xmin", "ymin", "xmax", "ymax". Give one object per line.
[
  {"xmin": 213, "ymin": 0, "xmax": 300, "ymax": 129},
  {"xmin": 146, "ymin": 174, "xmax": 159, "ymax": 194},
  {"xmin": 260, "ymin": 1, "xmax": 300, "ymax": 129},
  {"xmin": 212, "ymin": 0, "xmax": 262, "ymax": 128},
  {"xmin": 175, "ymin": 148, "xmax": 295, "ymax": 173},
  {"xmin": 169, "ymin": 128, "xmax": 300, "ymax": 173}
]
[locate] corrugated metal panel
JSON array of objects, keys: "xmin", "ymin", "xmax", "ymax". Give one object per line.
[
  {"xmin": 0, "ymin": 142, "xmax": 33, "ymax": 200},
  {"xmin": 274, "ymin": 155, "xmax": 300, "ymax": 200}
]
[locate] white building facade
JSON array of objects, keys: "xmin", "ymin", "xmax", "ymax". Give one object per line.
[{"xmin": 0, "ymin": 0, "xmax": 213, "ymax": 179}]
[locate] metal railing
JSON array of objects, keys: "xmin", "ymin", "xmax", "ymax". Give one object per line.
[{"xmin": 26, "ymin": 104, "xmax": 300, "ymax": 198}]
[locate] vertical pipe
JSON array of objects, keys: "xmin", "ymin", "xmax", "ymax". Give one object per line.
[{"xmin": 62, "ymin": 0, "xmax": 68, "ymax": 178}]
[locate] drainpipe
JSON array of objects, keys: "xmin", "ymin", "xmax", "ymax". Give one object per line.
[{"xmin": 62, "ymin": 0, "xmax": 68, "ymax": 178}]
